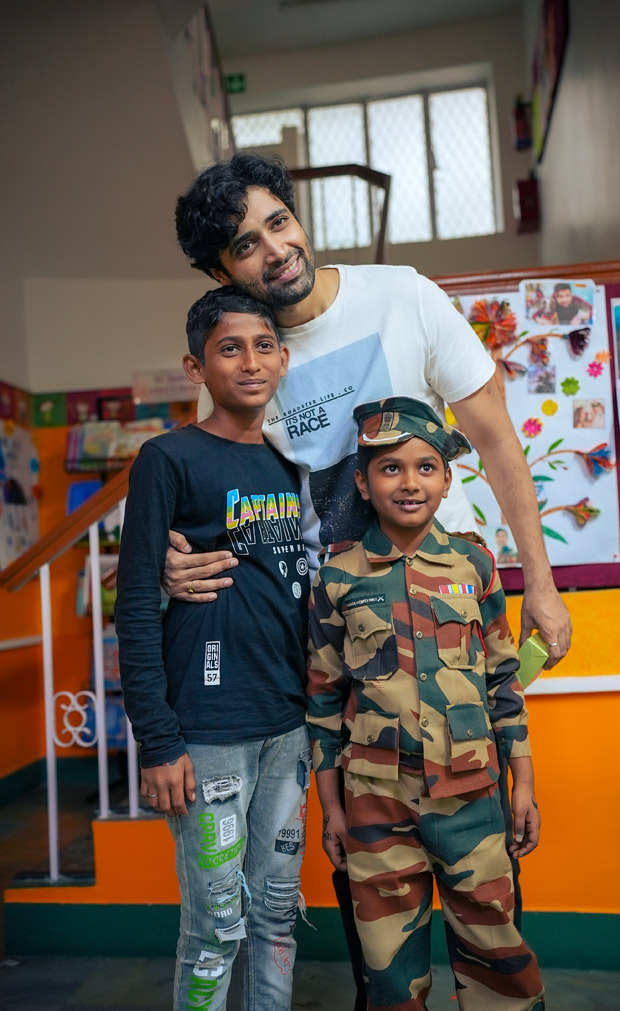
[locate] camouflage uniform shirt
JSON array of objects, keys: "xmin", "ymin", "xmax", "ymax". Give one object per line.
[{"xmin": 307, "ymin": 520, "xmax": 530, "ymax": 799}]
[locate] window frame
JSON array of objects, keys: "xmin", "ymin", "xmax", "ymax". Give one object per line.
[{"xmin": 231, "ymin": 77, "xmax": 502, "ymax": 249}]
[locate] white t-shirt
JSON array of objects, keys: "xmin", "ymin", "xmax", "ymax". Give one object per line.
[{"xmin": 198, "ymin": 264, "xmax": 495, "ymax": 572}]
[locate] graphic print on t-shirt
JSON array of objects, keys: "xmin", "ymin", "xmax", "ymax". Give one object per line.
[
  {"xmin": 204, "ymin": 641, "xmax": 221, "ymax": 685},
  {"xmin": 225, "ymin": 486, "xmax": 304, "ymax": 558},
  {"xmin": 266, "ymin": 333, "xmax": 393, "ymax": 547}
]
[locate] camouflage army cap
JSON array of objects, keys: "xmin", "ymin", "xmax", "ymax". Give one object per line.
[{"xmin": 353, "ymin": 396, "xmax": 471, "ymax": 461}]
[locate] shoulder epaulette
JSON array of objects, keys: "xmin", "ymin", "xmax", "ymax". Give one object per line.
[
  {"xmin": 445, "ymin": 529, "xmax": 488, "ymax": 548},
  {"xmin": 319, "ymin": 540, "xmax": 360, "ymax": 564}
]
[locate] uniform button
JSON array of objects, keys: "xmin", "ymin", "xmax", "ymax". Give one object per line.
[
  {"xmin": 419, "ymin": 673, "xmax": 427, "ymax": 681},
  {"xmin": 461, "ymin": 609, "xmax": 468, "ymax": 618},
  {"xmin": 415, "ymin": 630, "xmax": 423, "ymax": 639},
  {"xmin": 407, "ymin": 557, "xmax": 414, "ymax": 567},
  {"xmin": 466, "ymin": 728, "xmax": 474, "ymax": 738},
  {"xmin": 421, "ymin": 718, "xmax": 429, "ymax": 727},
  {"xmin": 367, "ymin": 735, "xmax": 375, "ymax": 744},
  {"xmin": 409, "ymin": 586, "xmax": 416, "ymax": 594},
  {"xmin": 358, "ymin": 623, "xmax": 366, "ymax": 632}
]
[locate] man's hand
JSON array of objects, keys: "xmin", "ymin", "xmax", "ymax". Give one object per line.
[
  {"xmin": 321, "ymin": 805, "xmax": 348, "ymax": 872},
  {"xmin": 508, "ymin": 784, "xmax": 540, "ymax": 859},
  {"xmin": 520, "ymin": 582, "xmax": 572, "ymax": 668},
  {"xmin": 141, "ymin": 754, "xmax": 196, "ymax": 816},
  {"xmin": 162, "ymin": 530, "xmax": 238, "ymax": 602}
]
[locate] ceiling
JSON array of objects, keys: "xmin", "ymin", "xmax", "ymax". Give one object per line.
[{"xmin": 209, "ymin": 0, "xmax": 523, "ymax": 59}]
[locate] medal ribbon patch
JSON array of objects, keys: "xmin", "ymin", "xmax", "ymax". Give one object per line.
[{"xmin": 438, "ymin": 583, "xmax": 476, "ymax": 595}]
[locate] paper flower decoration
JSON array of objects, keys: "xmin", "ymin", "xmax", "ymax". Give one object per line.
[
  {"xmin": 498, "ymin": 359, "xmax": 527, "ymax": 378},
  {"xmin": 527, "ymin": 338, "xmax": 550, "ymax": 366},
  {"xmin": 522, "ymin": 417, "xmax": 543, "ymax": 438},
  {"xmin": 468, "ymin": 299, "xmax": 517, "ymax": 349},
  {"xmin": 587, "ymin": 361, "xmax": 604, "ymax": 378},
  {"xmin": 561, "ymin": 377, "xmax": 580, "ymax": 396},
  {"xmin": 595, "ymin": 350, "xmax": 611, "ymax": 364},
  {"xmin": 566, "ymin": 327, "xmax": 590, "ymax": 356},
  {"xmin": 541, "ymin": 400, "xmax": 558, "ymax": 416},
  {"xmin": 565, "ymin": 498, "xmax": 600, "ymax": 527},
  {"xmin": 577, "ymin": 443, "xmax": 614, "ymax": 478}
]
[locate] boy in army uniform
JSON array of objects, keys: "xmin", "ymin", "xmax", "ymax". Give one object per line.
[{"xmin": 306, "ymin": 396, "xmax": 544, "ymax": 1011}]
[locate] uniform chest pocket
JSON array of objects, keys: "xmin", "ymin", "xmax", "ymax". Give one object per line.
[
  {"xmin": 431, "ymin": 595, "xmax": 482, "ymax": 670},
  {"xmin": 343, "ymin": 603, "xmax": 399, "ymax": 681}
]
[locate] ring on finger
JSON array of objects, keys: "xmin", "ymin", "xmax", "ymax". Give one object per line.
[
  {"xmin": 547, "ymin": 641, "xmax": 559, "ymax": 648},
  {"xmin": 147, "ymin": 792, "xmax": 159, "ymax": 799},
  {"xmin": 187, "ymin": 581, "xmax": 194, "ymax": 594}
]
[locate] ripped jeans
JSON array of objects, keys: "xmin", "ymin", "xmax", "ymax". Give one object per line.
[{"xmin": 168, "ymin": 724, "xmax": 311, "ymax": 1010}]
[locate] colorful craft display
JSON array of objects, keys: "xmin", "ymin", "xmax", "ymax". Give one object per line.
[{"xmin": 452, "ymin": 279, "xmax": 618, "ymax": 568}]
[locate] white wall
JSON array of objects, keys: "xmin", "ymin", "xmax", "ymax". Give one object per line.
[
  {"xmin": 0, "ymin": 1, "xmax": 201, "ymax": 392},
  {"xmin": 524, "ymin": 0, "xmax": 620, "ymax": 265},
  {"xmin": 224, "ymin": 12, "xmax": 542, "ymax": 278},
  {"xmin": 24, "ymin": 278, "xmax": 211, "ymax": 393}
]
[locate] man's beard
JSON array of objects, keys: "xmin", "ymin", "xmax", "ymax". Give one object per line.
[{"xmin": 237, "ymin": 246, "xmax": 316, "ymax": 309}]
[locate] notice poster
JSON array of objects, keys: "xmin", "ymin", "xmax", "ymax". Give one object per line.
[
  {"xmin": 0, "ymin": 422, "xmax": 40, "ymax": 569},
  {"xmin": 450, "ymin": 282, "xmax": 619, "ymax": 569}
]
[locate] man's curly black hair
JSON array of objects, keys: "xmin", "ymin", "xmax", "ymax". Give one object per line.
[{"xmin": 175, "ymin": 153, "xmax": 296, "ymax": 278}]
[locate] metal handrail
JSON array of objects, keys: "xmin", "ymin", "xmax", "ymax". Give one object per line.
[
  {"xmin": 0, "ymin": 464, "xmax": 131, "ymax": 593},
  {"xmin": 289, "ymin": 163, "xmax": 391, "ymax": 265}
]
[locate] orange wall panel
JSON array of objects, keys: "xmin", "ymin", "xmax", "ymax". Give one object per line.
[
  {"xmin": 1, "ymin": 427, "xmax": 94, "ymax": 776},
  {"xmin": 518, "ymin": 691, "xmax": 620, "ymax": 913},
  {"xmin": 505, "ymin": 588, "xmax": 620, "ymax": 679},
  {"xmin": 0, "ymin": 640, "xmax": 46, "ymax": 777}
]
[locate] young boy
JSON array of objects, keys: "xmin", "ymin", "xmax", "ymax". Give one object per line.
[
  {"xmin": 115, "ymin": 287, "xmax": 311, "ymax": 1011},
  {"xmin": 306, "ymin": 396, "xmax": 545, "ymax": 1011}
]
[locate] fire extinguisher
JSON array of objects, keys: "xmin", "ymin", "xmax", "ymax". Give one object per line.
[{"xmin": 512, "ymin": 95, "xmax": 532, "ymax": 151}]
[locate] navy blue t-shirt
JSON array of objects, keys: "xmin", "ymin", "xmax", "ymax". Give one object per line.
[{"xmin": 115, "ymin": 425, "xmax": 310, "ymax": 767}]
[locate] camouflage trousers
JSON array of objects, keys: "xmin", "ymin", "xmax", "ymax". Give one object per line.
[{"xmin": 344, "ymin": 768, "xmax": 545, "ymax": 1011}]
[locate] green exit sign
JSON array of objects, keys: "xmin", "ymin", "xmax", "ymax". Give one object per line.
[{"xmin": 225, "ymin": 73, "xmax": 246, "ymax": 95}]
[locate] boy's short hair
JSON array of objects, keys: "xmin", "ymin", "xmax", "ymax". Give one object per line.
[
  {"xmin": 186, "ymin": 287, "xmax": 278, "ymax": 362},
  {"xmin": 176, "ymin": 153, "xmax": 296, "ymax": 278},
  {"xmin": 553, "ymin": 282, "xmax": 572, "ymax": 294},
  {"xmin": 356, "ymin": 443, "xmax": 386, "ymax": 477}
]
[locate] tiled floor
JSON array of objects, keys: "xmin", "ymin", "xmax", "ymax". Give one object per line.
[
  {"xmin": 1, "ymin": 956, "xmax": 620, "ymax": 1010},
  {"xmin": 1, "ymin": 776, "xmax": 620, "ymax": 1009}
]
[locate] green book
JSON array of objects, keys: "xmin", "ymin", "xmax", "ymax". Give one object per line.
[{"xmin": 517, "ymin": 633, "xmax": 549, "ymax": 689}]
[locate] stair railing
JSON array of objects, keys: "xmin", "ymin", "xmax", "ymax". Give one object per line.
[
  {"xmin": 1, "ymin": 461, "xmax": 138, "ymax": 881},
  {"xmin": 289, "ymin": 164, "xmax": 391, "ymax": 265}
]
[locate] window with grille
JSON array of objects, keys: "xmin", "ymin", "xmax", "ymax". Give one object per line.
[{"xmin": 232, "ymin": 83, "xmax": 498, "ymax": 250}]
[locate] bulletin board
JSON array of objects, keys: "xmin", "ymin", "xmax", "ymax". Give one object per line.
[
  {"xmin": 0, "ymin": 422, "xmax": 40, "ymax": 570},
  {"xmin": 438, "ymin": 264, "xmax": 620, "ymax": 592}
]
